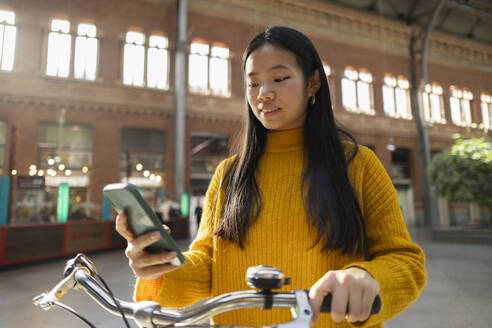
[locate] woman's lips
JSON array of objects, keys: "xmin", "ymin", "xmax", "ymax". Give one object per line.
[{"xmin": 260, "ymin": 108, "xmax": 280, "ymax": 117}]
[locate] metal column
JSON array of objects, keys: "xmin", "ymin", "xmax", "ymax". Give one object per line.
[
  {"xmin": 409, "ymin": 0, "xmax": 446, "ymax": 227},
  {"xmin": 174, "ymin": 0, "xmax": 187, "ymax": 199}
]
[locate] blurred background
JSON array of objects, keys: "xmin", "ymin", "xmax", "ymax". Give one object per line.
[{"xmin": 0, "ymin": 0, "xmax": 491, "ymax": 326}]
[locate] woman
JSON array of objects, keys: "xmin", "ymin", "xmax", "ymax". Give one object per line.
[{"xmin": 116, "ymin": 26, "xmax": 426, "ymax": 327}]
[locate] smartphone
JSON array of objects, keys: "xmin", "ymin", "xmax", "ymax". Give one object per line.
[{"xmin": 103, "ymin": 183, "xmax": 185, "ymax": 266}]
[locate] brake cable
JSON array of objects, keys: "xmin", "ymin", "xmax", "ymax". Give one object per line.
[
  {"xmin": 51, "ymin": 265, "xmax": 132, "ymax": 328},
  {"xmin": 95, "ymin": 271, "xmax": 132, "ymax": 328},
  {"xmin": 52, "ymin": 300, "xmax": 97, "ymax": 328}
]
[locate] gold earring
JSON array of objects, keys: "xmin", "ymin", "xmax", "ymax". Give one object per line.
[{"xmin": 311, "ymin": 94, "xmax": 316, "ymax": 106}]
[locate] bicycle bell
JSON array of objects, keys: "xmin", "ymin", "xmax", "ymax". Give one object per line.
[{"xmin": 246, "ymin": 265, "xmax": 291, "ymax": 291}]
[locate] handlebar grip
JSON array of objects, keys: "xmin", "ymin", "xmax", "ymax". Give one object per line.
[{"xmin": 320, "ymin": 294, "xmax": 381, "ymax": 315}]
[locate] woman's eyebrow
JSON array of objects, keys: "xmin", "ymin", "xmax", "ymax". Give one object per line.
[{"xmin": 247, "ymin": 64, "xmax": 291, "ymax": 77}]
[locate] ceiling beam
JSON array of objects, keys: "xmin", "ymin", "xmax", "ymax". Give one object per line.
[{"xmin": 446, "ymin": 0, "xmax": 492, "ymax": 21}]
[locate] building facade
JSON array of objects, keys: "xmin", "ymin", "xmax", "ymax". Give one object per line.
[{"xmin": 0, "ymin": 0, "xmax": 490, "ymax": 226}]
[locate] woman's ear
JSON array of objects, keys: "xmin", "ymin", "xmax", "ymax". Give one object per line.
[{"xmin": 308, "ymin": 69, "xmax": 321, "ymax": 96}]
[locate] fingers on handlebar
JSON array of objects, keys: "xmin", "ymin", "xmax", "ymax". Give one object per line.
[
  {"xmin": 319, "ymin": 293, "xmax": 381, "ymax": 315},
  {"xmin": 307, "ymin": 288, "xmax": 380, "ymax": 324}
]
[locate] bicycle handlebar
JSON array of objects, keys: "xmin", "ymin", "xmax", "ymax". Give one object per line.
[{"xmin": 33, "ymin": 254, "xmax": 381, "ymax": 328}]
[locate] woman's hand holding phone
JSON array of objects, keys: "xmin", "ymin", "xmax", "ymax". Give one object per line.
[{"xmin": 115, "ymin": 212, "xmax": 182, "ymax": 279}]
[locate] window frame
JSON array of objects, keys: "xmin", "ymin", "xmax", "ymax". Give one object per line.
[
  {"xmin": 119, "ymin": 128, "xmax": 166, "ymax": 187},
  {"xmin": 422, "ymin": 82, "xmax": 446, "ymax": 124},
  {"xmin": 45, "ymin": 18, "xmax": 100, "ymax": 80},
  {"xmin": 449, "ymin": 86, "xmax": 474, "ymax": 127},
  {"xmin": 341, "ymin": 66, "xmax": 375, "ymax": 115},
  {"xmin": 0, "ymin": 8, "xmax": 17, "ymax": 72},
  {"xmin": 147, "ymin": 33, "xmax": 170, "ymax": 90},
  {"xmin": 73, "ymin": 22, "xmax": 99, "ymax": 81},
  {"xmin": 188, "ymin": 39, "xmax": 230, "ymax": 97},
  {"xmin": 122, "ymin": 29, "xmax": 170, "ymax": 89},
  {"xmin": 382, "ymin": 73, "xmax": 412, "ymax": 119}
]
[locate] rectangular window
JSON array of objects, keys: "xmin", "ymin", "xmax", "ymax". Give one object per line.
[
  {"xmin": 342, "ymin": 77, "xmax": 357, "ymax": 111},
  {"xmin": 14, "ymin": 123, "xmax": 94, "ymax": 225},
  {"xmin": 123, "ymin": 31, "xmax": 145, "ymax": 86},
  {"xmin": 357, "ymin": 70, "xmax": 373, "ymax": 114},
  {"xmin": 189, "ymin": 41, "xmax": 209, "ymax": 94},
  {"xmin": 357, "ymin": 80, "xmax": 371, "ymax": 114},
  {"xmin": 46, "ymin": 19, "xmax": 72, "ymax": 78},
  {"xmin": 38, "ymin": 122, "xmax": 93, "ymax": 170},
  {"xmin": 395, "ymin": 85, "xmax": 410, "ymax": 118},
  {"xmin": 0, "ymin": 10, "xmax": 16, "ymax": 71},
  {"xmin": 209, "ymin": 45, "xmax": 229, "ymax": 96},
  {"xmin": 147, "ymin": 35, "xmax": 169, "ymax": 89},
  {"xmin": 461, "ymin": 98, "xmax": 472, "ymax": 125},
  {"xmin": 430, "ymin": 93, "xmax": 442, "ymax": 121},
  {"xmin": 120, "ymin": 128, "xmax": 165, "ymax": 193},
  {"xmin": 383, "ymin": 84, "xmax": 395, "ymax": 116},
  {"xmin": 74, "ymin": 23, "xmax": 98, "ymax": 80},
  {"xmin": 450, "ymin": 96, "xmax": 461, "ymax": 124}
]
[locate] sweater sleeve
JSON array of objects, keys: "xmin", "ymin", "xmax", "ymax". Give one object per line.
[
  {"xmin": 134, "ymin": 158, "xmax": 229, "ymax": 308},
  {"xmin": 343, "ymin": 148, "xmax": 427, "ymax": 327}
]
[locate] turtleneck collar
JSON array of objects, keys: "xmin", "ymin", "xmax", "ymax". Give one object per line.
[{"xmin": 264, "ymin": 128, "xmax": 304, "ymax": 153}]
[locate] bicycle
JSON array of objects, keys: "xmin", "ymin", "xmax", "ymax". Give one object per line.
[{"xmin": 33, "ymin": 253, "xmax": 381, "ymax": 328}]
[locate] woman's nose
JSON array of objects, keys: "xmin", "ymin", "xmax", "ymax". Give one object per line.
[{"xmin": 258, "ymin": 84, "xmax": 275, "ymax": 101}]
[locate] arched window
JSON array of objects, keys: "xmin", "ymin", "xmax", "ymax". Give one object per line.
[
  {"xmin": 74, "ymin": 22, "xmax": 98, "ymax": 80},
  {"xmin": 46, "ymin": 19, "xmax": 71, "ymax": 77},
  {"xmin": 123, "ymin": 29, "xmax": 145, "ymax": 86},
  {"xmin": 189, "ymin": 38, "xmax": 209, "ymax": 94},
  {"xmin": 422, "ymin": 82, "xmax": 445, "ymax": 124},
  {"xmin": 341, "ymin": 66, "xmax": 374, "ymax": 115},
  {"xmin": 382, "ymin": 74, "xmax": 412, "ymax": 119},
  {"xmin": 147, "ymin": 33, "xmax": 169, "ymax": 89},
  {"xmin": 189, "ymin": 39, "xmax": 230, "ymax": 97},
  {"xmin": 123, "ymin": 30, "xmax": 169, "ymax": 89},
  {"xmin": 449, "ymin": 86, "xmax": 473, "ymax": 127},
  {"xmin": 210, "ymin": 42, "xmax": 230, "ymax": 96}
]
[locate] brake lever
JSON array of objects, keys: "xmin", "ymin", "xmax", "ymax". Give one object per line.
[
  {"xmin": 64, "ymin": 253, "xmax": 98, "ymax": 277},
  {"xmin": 33, "ymin": 266, "xmax": 91, "ymax": 310}
]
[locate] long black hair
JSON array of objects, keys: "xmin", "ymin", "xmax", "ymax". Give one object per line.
[{"xmin": 215, "ymin": 26, "xmax": 367, "ymax": 257}]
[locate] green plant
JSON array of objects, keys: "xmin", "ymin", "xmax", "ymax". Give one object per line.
[{"xmin": 428, "ymin": 137, "xmax": 492, "ymax": 207}]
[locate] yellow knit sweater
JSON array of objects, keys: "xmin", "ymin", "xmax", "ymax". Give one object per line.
[{"xmin": 135, "ymin": 128, "xmax": 427, "ymax": 328}]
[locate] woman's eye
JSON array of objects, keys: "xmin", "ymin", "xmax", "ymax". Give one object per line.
[
  {"xmin": 274, "ymin": 76, "xmax": 290, "ymax": 83},
  {"xmin": 248, "ymin": 82, "xmax": 259, "ymax": 88}
]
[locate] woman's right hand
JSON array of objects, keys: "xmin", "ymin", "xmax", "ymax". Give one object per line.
[{"xmin": 115, "ymin": 212, "xmax": 182, "ymax": 279}]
